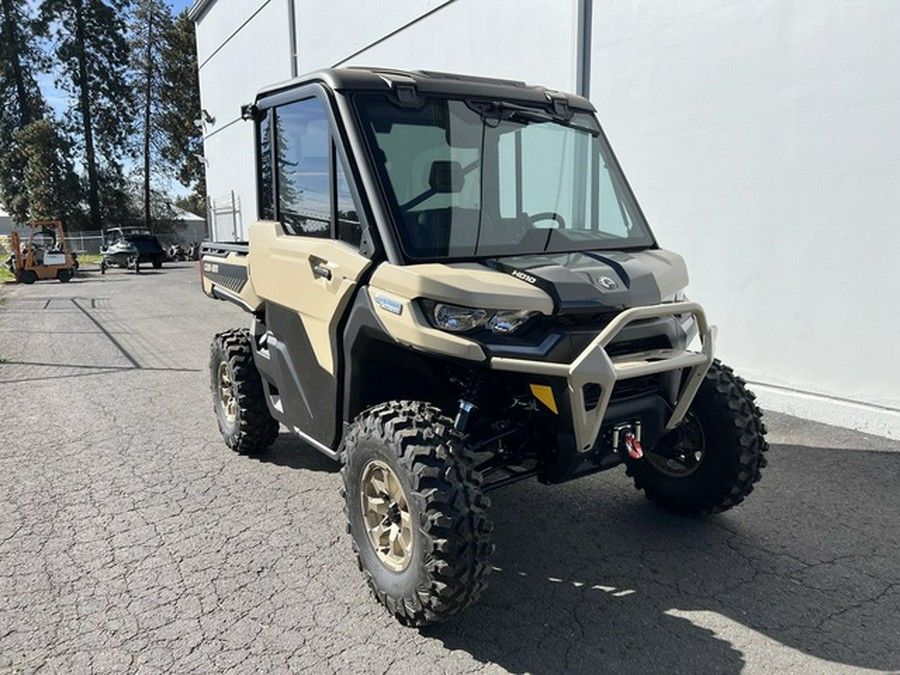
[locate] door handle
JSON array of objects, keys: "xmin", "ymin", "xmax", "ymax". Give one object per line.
[{"xmin": 312, "ymin": 263, "xmax": 332, "ymax": 281}]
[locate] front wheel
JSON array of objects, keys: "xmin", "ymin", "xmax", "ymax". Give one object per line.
[
  {"xmin": 626, "ymin": 360, "xmax": 768, "ymax": 515},
  {"xmin": 341, "ymin": 401, "xmax": 493, "ymax": 627},
  {"xmin": 210, "ymin": 328, "xmax": 279, "ymax": 454}
]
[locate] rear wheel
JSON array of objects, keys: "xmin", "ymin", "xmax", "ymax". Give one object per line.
[
  {"xmin": 626, "ymin": 360, "xmax": 768, "ymax": 515},
  {"xmin": 342, "ymin": 401, "xmax": 493, "ymax": 627},
  {"xmin": 57, "ymin": 268, "xmax": 73, "ymax": 283},
  {"xmin": 210, "ymin": 328, "xmax": 279, "ymax": 454},
  {"xmin": 152, "ymin": 257, "xmax": 163, "ymax": 269}
]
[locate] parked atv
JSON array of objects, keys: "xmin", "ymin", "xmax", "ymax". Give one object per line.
[{"xmin": 200, "ymin": 68, "xmax": 768, "ymax": 627}]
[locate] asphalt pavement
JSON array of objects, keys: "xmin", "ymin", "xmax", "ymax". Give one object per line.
[{"xmin": 1, "ymin": 265, "xmax": 898, "ymax": 674}]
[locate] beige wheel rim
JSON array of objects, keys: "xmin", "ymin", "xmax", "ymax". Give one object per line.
[
  {"xmin": 218, "ymin": 361, "xmax": 237, "ymax": 424},
  {"xmin": 360, "ymin": 459, "xmax": 413, "ymax": 572}
]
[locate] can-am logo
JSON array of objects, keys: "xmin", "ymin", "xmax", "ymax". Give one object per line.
[
  {"xmin": 510, "ymin": 269, "xmax": 537, "ymax": 284},
  {"xmin": 597, "ymin": 276, "xmax": 618, "ymax": 290}
]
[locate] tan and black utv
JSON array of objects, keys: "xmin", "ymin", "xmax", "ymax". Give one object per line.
[
  {"xmin": 8, "ymin": 220, "xmax": 76, "ymax": 284},
  {"xmin": 200, "ymin": 68, "xmax": 768, "ymax": 627}
]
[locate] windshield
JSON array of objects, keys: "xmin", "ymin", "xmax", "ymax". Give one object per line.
[{"xmin": 354, "ymin": 94, "xmax": 655, "ymax": 261}]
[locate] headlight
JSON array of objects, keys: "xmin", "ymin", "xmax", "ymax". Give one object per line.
[
  {"xmin": 487, "ymin": 309, "xmax": 536, "ymax": 334},
  {"xmin": 433, "ymin": 303, "xmax": 489, "ymax": 332},
  {"xmin": 431, "ymin": 302, "xmax": 538, "ymax": 334}
]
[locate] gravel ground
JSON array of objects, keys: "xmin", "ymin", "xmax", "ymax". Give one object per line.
[{"xmin": 0, "ymin": 265, "xmax": 898, "ymax": 674}]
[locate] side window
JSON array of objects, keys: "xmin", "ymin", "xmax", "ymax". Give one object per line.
[
  {"xmin": 258, "ymin": 112, "xmax": 274, "ymax": 219},
  {"xmin": 275, "ymin": 98, "xmax": 331, "ymax": 236},
  {"xmin": 335, "ymin": 153, "xmax": 362, "ymax": 246}
]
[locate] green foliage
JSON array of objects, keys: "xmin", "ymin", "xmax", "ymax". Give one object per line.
[
  {"xmin": 6, "ymin": 119, "xmax": 82, "ymax": 222},
  {"xmin": 38, "ymin": 0, "xmax": 136, "ymax": 228},
  {"xmin": 175, "ymin": 194, "xmax": 206, "ymax": 218},
  {"xmin": 0, "ymin": 0, "xmax": 47, "ymax": 220},
  {"xmin": 130, "ymin": 0, "xmax": 173, "ymax": 230},
  {"xmin": 160, "ymin": 9, "xmax": 206, "ymax": 211},
  {"xmin": 0, "ymin": 0, "xmax": 207, "ymax": 231},
  {"xmin": 0, "ymin": 0, "xmax": 45, "ymax": 131}
]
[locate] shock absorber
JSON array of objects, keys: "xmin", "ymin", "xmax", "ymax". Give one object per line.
[{"xmin": 454, "ymin": 371, "xmax": 486, "ymax": 433}]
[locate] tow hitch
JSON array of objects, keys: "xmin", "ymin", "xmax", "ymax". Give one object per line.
[{"xmin": 613, "ymin": 422, "xmax": 644, "ymax": 460}]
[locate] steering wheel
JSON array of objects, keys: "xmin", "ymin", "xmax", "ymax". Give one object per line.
[{"xmin": 528, "ymin": 211, "xmax": 566, "ymax": 230}]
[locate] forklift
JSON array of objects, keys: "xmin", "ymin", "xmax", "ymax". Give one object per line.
[{"xmin": 7, "ymin": 220, "xmax": 77, "ymax": 284}]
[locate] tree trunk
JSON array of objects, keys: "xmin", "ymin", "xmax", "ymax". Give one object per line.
[
  {"xmin": 142, "ymin": 11, "xmax": 153, "ymax": 232},
  {"xmin": 74, "ymin": 0, "xmax": 101, "ymax": 229}
]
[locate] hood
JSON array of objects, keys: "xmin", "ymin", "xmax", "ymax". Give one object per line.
[{"xmin": 485, "ymin": 249, "xmax": 689, "ymax": 313}]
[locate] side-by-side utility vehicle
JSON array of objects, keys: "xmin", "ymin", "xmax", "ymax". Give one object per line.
[{"xmin": 200, "ymin": 68, "xmax": 768, "ymax": 626}]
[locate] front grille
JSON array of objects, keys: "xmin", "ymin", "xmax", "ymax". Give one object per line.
[
  {"xmin": 606, "ymin": 335, "xmax": 670, "ymax": 358},
  {"xmin": 580, "ymin": 335, "xmax": 670, "ymax": 410},
  {"xmin": 582, "ymin": 374, "xmax": 662, "ymax": 410},
  {"xmin": 555, "ymin": 312, "xmax": 613, "ymax": 328},
  {"xmin": 611, "ymin": 374, "xmax": 662, "ymax": 400}
]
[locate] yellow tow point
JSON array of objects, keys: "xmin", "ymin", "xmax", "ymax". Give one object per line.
[{"xmin": 530, "ymin": 384, "xmax": 558, "ymax": 414}]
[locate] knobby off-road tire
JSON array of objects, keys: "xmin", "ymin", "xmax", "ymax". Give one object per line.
[
  {"xmin": 210, "ymin": 327, "xmax": 279, "ymax": 454},
  {"xmin": 627, "ymin": 359, "xmax": 768, "ymax": 515},
  {"xmin": 341, "ymin": 401, "xmax": 493, "ymax": 627}
]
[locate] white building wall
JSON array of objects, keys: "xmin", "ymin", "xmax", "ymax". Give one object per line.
[
  {"xmin": 195, "ymin": 0, "xmax": 294, "ymax": 241},
  {"xmin": 297, "ymin": 0, "xmax": 579, "ymax": 93},
  {"xmin": 591, "ymin": 0, "xmax": 900, "ymax": 438},
  {"xmin": 192, "ymin": 0, "xmax": 900, "ymax": 437}
]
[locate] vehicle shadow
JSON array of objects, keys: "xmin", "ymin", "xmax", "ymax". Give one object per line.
[
  {"xmin": 422, "ymin": 444, "xmax": 900, "ymax": 674},
  {"xmin": 250, "ymin": 433, "xmax": 340, "ymax": 473}
]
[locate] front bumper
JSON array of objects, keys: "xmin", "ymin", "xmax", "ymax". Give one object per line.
[{"xmin": 490, "ymin": 301, "xmax": 716, "ymax": 453}]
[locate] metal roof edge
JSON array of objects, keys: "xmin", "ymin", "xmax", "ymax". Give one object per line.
[{"xmin": 188, "ymin": 0, "xmax": 215, "ymax": 22}]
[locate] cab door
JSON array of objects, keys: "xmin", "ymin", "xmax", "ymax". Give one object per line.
[{"xmin": 249, "ymin": 94, "xmax": 372, "ymax": 450}]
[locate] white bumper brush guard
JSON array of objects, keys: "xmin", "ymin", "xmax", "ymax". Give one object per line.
[{"xmin": 490, "ymin": 301, "xmax": 717, "ymax": 454}]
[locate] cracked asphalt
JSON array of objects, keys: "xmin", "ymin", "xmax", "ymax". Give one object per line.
[{"xmin": 1, "ymin": 265, "xmax": 898, "ymax": 674}]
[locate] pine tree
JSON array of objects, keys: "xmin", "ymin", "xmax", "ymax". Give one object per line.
[
  {"xmin": 160, "ymin": 9, "xmax": 206, "ymax": 215},
  {"xmin": 39, "ymin": 0, "xmax": 134, "ymax": 229},
  {"xmin": 0, "ymin": 0, "xmax": 47, "ymax": 221},
  {"xmin": 13, "ymin": 119, "xmax": 82, "ymax": 222},
  {"xmin": 130, "ymin": 0, "xmax": 172, "ymax": 231}
]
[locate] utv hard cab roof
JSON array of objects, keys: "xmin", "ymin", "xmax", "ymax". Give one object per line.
[
  {"xmin": 245, "ymin": 66, "xmax": 656, "ymax": 265},
  {"xmin": 249, "ymin": 67, "xmax": 597, "ymax": 113}
]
